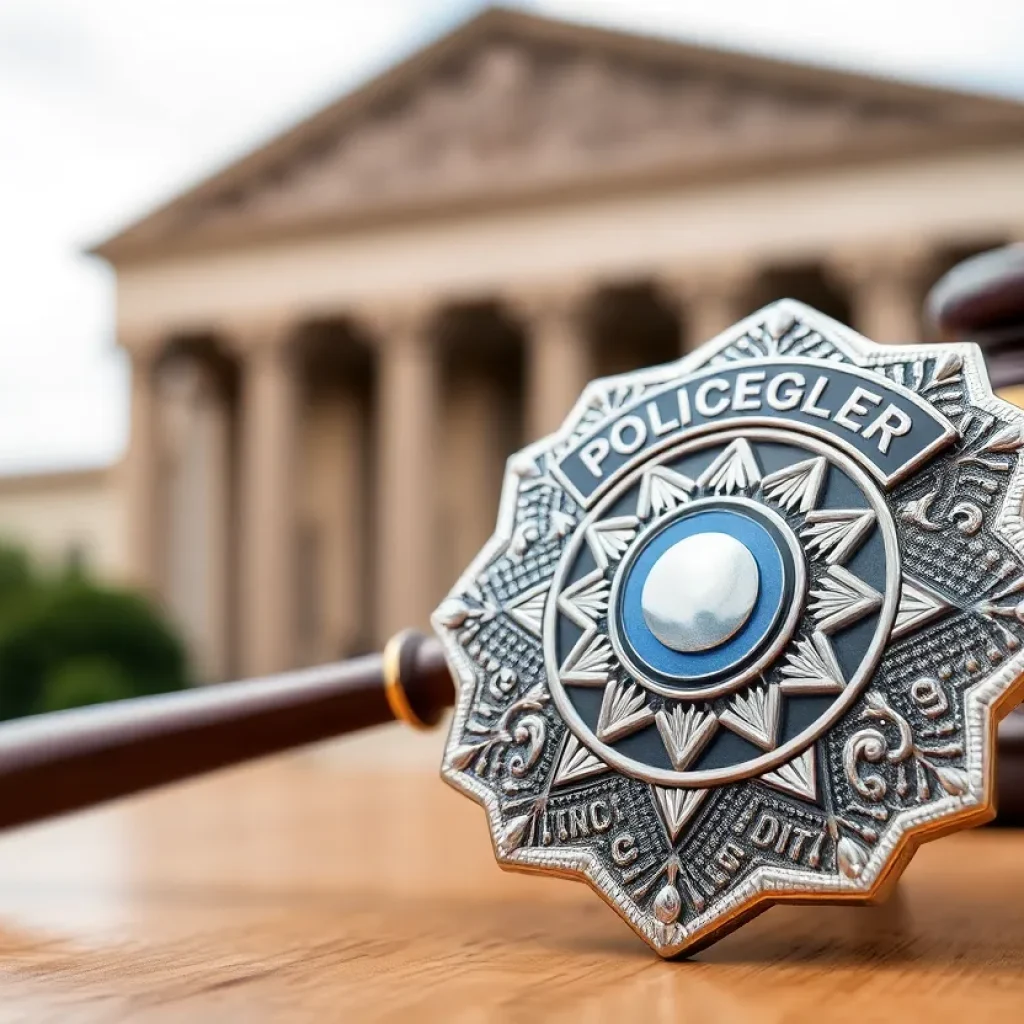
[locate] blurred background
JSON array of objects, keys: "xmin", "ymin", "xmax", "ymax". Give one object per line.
[{"xmin": 2, "ymin": 0, "xmax": 1024, "ymax": 715}]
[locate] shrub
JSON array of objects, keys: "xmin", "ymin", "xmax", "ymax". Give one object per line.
[
  {"xmin": 0, "ymin": 545, "xmax": 188, "ymax": 719},
  {"xmin": 43, "ymin": 655, "xmax": 137, "ymax": 712},
  {"xmin": 0, "ymin": 544, "xmax": 33, "ymax": 611}
]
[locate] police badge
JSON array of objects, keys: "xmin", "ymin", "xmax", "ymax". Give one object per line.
[{"xmin": 433, "ymin": 300, "xmax": 1024, "ymax": 957}]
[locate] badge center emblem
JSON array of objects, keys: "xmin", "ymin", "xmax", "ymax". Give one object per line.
[
  {"xmin": 612, "ymin": 495, "xmax": 802, "ymax": 692},
  {"xmin": 640, "ymin": 527, "xmax": 760, "ymax": 653},
  {"xmin": 546, "ymin": 425, "xmax": 899, "ymax": 788}
]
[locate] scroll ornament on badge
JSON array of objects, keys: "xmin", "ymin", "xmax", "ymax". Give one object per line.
[{"xmin": 433, "ymin": 299, "xmax": 1024, "ymax": 957}]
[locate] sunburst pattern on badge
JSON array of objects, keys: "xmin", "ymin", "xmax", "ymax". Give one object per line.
[{"xmin": 554, "ymin": 437, "xmax": 888, "ymax": 773}]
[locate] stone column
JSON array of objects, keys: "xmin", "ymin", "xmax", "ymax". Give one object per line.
[
  {"xmin": 513, "ymin": 287, "xmax": 593, "ymax": 440},
  {"xmin": 442, "ymin": 362, "xmax": 507, "ymax": 582},
  {"xmin": 658, "ymin": 264, "xmax": 756, "ymax": 353},
  {"xmin": 203, "ymin": 376, "xmax": 233, "ymax": 678},
  {"xmin": 828, "ymin": 246, "xmax": 934, "ymax": 344},
  {"xmin": 306, "ymin": 384, "xmax": 368, "ymax": 660},
  {"xmin": 237, "ymin": 323, "xmax": 300, "ymax": 676},
  {"xmin": 369, "ymin": 304, "xmax": 440, "ymax": 641},
  {"xmin": 122, "ymin": 344, "xmax": 164, "ymax": 595},
  {"xmin": 158, "ymin": 356, "xmax": 233, "ymax": 682}
]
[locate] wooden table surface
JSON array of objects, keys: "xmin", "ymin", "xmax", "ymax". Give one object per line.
[{"xmin": 0, "ymin": 724, "xmax": 1022, "ymax": 1023}]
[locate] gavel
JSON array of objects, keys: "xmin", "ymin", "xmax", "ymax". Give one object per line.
[{"xmin": 1, "ymin": 244, "xmax": 1022, "ymax": 833}]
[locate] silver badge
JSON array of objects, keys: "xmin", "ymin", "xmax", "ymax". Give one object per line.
[{"xmin": 433, "ymin": 301, "xmax": 1024, "ymax": 957}]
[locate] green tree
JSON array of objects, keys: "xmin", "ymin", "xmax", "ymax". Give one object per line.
[
  {"xmin": 0, "ymin": 543, "xmax": 188, "ymax": 720},
  {"xmin": 0, "ymin": 544, "xmax": 33, "ymax": 611}
]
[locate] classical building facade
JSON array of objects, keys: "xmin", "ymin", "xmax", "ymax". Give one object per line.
[
  {"xmin": 92, "ymin": 8, "xmax": 1024, "ymax": 681},
  {"xmin": 0, "ymin": 466, "xmax": 122, "ymax": 580}
]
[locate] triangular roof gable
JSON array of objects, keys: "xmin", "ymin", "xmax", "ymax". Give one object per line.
[{"xmin": 94, "ymin": 6, "xmax": 1024, "ymax": 261}]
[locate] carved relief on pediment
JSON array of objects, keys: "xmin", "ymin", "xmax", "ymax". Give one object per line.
[{"xmin": 168, "ymin": 39, "xmax": 943, "ymax": 238}]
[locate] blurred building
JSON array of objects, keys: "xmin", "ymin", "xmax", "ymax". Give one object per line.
[
  {"xmin": 0, "ymin": 466, "xmax": 122, "ymax": 579},
  {"xmin": 74, "ymin": 7, "xmax": 1024, "ymax": 680}
]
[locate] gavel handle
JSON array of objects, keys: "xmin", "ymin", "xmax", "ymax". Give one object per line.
[
  {"xmin": 0, "ymin": 631, "xmax": 453, "ymax": 833},
  {"xmin": 0, "ymin": 628, "xmax": 1021, "ymax": 832},
  {"xmin": 999, "ymin": 710, "xmax": 1024, "ymax": 826}
]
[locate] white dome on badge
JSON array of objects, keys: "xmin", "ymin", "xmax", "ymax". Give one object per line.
[{"xmin": 640, "ymin": 532, "xmax": 759, "ymax": 653}]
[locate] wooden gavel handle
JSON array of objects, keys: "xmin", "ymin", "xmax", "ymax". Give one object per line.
[
  {"xmin": 0, "ymin": 627, "xmax": 1020, "ymax": 831},
  {"xmin": 1000, "ymin": 713, "xmax": 1024, "ymax": 826},
  {"xmin": 0, "ymin": 631, "xmax": 453, "ymax": 833}
]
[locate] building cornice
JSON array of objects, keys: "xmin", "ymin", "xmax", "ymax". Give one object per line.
[
  {"xmin": 0, "ymin": 465, "xmax": 114, "ymax": 497},
  {"xmin": 89, "ymin": 6, "xmax": 1024, "ymax": 265}
]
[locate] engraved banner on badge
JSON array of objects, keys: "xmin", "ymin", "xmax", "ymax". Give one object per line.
[{"xmin": 554, "ymin": 359, "xmax": 957, "ymax": 507}]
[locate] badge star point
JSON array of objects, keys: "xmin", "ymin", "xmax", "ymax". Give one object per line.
[
  {"xmin": 504, "ymin": 581, "xmax": 549, "ymax": 638},
  {"xmin": 761, "ymin": 456, "xmax": 827, "ymax": 513},
  {"xmin": 801, "ymin": 509, "xmax": 876, "ymax": 564},
  {"xmin": 596, "ymin": 680, "xmax": 655, "ymax": 742},
  {"xmin": 697, "ymin": 438, "xmax": 761, "ymax": 495},
  {"xmin": 637, "ymin": 466, "xmax": 696, "ymax": 520},
  {"xmin": 553, "ymin": 733, "xmax": 609, "ymax": 787},
  {"xmin": 585, "ymin": 516, "xmax": 640, "ymax": 569},
  {"xmin": 652, "ymin": 785, "xmax": 709, "ymax": 842},
  {"xmin": 760, "ymin": 746, "xmax": 818, "ymax": 803},
  {"xmin": 718, "ymin": 684, "xmax": 781, "ymax": 750},
  {"xmin": 557, "ymin": 569, "xmax": 610, "ymax": 630},
  {"xmin": 779, "ymin": 631, "xmax": 845, "ymax": 694},
  {"xmin": 655, "ymin": 704, "xmax": 718, "ymax": 770},
  {"xmin": 809, "ymin": 565, "xmax": 883, "ymax": 634},
  {"xmin": 559, "ymin": 627, "xmax": 615, "ymax": 686},
  {"xmin": 892, "ymin": 575, "xmax": 954, "ymax": 640}
]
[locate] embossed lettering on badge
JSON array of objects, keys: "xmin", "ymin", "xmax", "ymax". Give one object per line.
[{"xmin": 433, "ymin": 300, "xmax": 1024, "ymax": 957}]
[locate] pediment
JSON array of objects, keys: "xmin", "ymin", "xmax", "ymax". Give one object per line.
[{"xmin": 96, "ymin": 7, "xmax": 1024, "ymax": 259}]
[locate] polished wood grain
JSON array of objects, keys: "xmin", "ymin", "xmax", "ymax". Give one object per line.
[{"xmin": 0, "ymin": 728, "xmax": 1022, "ymax": 1023}]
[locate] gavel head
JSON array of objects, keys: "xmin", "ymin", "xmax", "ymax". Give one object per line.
[
  {"xmin": 433, "ymin": 253, "xmax": 1024, "ymax": 957},
  {"xmin": 928, "ymin": 242, "xmax": 1024, "ymax": 398}
]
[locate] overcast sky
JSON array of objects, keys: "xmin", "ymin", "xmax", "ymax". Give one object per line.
[{"xmin": 2, "ymin": 0, "xmax": 1024, "ymax": 473}]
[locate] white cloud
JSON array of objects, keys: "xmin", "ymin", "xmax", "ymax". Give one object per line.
[
  {"xmin": 0, "ymin": 0, "xmax": 1021, "ymax": 471},
  {"xmin": 0, "ymin": 0, "xmax": 463, "ymax": 471}
]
